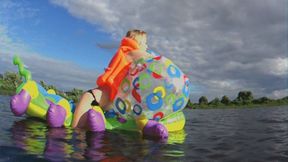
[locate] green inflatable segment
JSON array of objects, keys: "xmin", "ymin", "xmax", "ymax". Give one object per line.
[
  {"xmin": 103, "ymin": 111, "xmax": 185, "ymax": 132},
  {"xmin": 16, "ymin": 82, "xmax": 26, "ymax": 94},
  {"xmin": 13, "ymin": 55, "xmax": 32, "ymax": 81},
  {"xmin": 105, "ymin": 117, "xmax": 138, "ymax": 131}
]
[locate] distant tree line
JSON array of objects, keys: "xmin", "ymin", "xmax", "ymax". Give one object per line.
[
  {"xmin": 186, "ymin": 91, "xmax": 288, "ymax": 109},
  {"xmin": 0, "ymin": 72, "xmax": 22, "ymax": 95},
  {"xmin": 0, "ymin": 72, "xmax": 83, "ymax": 103}
]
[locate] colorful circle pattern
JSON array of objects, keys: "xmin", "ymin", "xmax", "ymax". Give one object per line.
[{"xmin": 109, "ymin": 51, "xmax": 190, "ymax": 120}]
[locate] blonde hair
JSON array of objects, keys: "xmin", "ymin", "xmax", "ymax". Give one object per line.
[{"xmin": 126, "ymin": 29, "xmax": 146, "ymax": 40}]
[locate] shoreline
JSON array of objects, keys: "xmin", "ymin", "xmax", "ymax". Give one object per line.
[
  {"xmin": 186, "ymin": 103, "xmax": 288, "ymax": 109},
  {"xmin": 2, "ymin": 92, "xmax": 287, "ymax": 110}
]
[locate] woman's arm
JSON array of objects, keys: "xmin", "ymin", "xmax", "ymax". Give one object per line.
[{"xmin": 127, "ymin": 50, "xmax": 152, "ymax": 63}]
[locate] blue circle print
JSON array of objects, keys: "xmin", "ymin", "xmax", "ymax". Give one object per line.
[
  {"xmin": 146, "ymin": 93, "xmax": 163, "ymax": 111},
  {"xmin": 167, "ymin": 64, "xmax": 181, "ymax": 78},
  {"xmin": 115, "ymin": 98, "xmax": 126, "ymax": 114},
  {"xmin": 133, "ymin": 104, "xmax": 142, "ymax": 116},
  {"xmin": 173, "ymin": 97, "xmax": 185, "ymax": 112}
]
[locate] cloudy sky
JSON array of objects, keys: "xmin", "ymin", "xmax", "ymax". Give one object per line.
[{"xmin": 0, "ymin": 0, "xmax": 287, "ymax": 102}]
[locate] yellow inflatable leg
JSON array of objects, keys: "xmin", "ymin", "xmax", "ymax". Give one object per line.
[
  {"xmin": 57, "ymin": 99, "xmax": 73, "ymax": 127},
  {"xmin": 135, "ymin": 115, "xmax": 149, "ymax": 131},
  {"xmin": 22, "ymin": 80, "xmax": 39, "ymax": 99},
  {"xmin": 22, "ymin": 80, "xmax": 48, "ymax": 119}
]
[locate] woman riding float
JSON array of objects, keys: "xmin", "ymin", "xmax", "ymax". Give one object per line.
[
  {"xmin": 10, "ymin": 29, "xmax": 190, "ymax": 139},
  {"xmin": 64, "ymin": 29, "xmax": 168, "ymax": 139}
]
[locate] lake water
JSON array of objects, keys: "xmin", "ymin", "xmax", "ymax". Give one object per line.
[{"xmin": 0, "ymin": 95, "xmax": 287, "ymax": 161}]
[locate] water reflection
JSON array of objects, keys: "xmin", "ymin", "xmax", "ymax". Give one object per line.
[
  {"xmin": 10, "ymin": 119, "xmax": 186, "ymax": 161},
  {"xmin": 11, "ymin": 119, "xmax": 48, "ymax": 155},
  {"xmin": 44, "ymin": 127, "xmax": 74, "ymax": 161},
  {"xmin": 11, "ymin": 119, "xmax": 73, "ymax": 161},
  {"xmin": 167, "ymin": 129, "xmax": 187, "ymax": 144}
]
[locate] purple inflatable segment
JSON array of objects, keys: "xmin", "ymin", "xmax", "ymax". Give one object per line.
[
  {"xmin": 87, "ymin": 109, "xmax": 105, "ymax": 132},
  {"xmin": 47, "ymin": 103, "xmax": 66, "ymax": 128},
  {"xmin": 143, "ymin": 120, "xmax": 168, "ymax": 139},
  {"xmin": 10, "ymin": 89, "xmax": 31, "ymax": 116}
]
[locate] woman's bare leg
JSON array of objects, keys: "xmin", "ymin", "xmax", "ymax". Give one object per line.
[
  {"xmin": 72, "ymin": 88, "xmax": 110, "ymax": 129},
  {"xmin": 72, "ymin": 91, "xmax": 94, "ymax": 128}
]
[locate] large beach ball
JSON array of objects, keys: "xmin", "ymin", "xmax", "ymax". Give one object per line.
[{"xmin": 109, "ymin": 52, "xmax": 191, "ymax": 121}]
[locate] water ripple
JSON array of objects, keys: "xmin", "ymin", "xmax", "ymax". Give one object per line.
[{"xmin": 0, "ymin": 95, "xmax": 288, "ymax": 161}]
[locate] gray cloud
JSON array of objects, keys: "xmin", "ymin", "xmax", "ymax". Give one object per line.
[
  {"xmin": 50, "ymin": 0, "xmax": 287, "ymax": 101},
  {"xmin": 96, "ymin": 42, "xmax": 118, "ymax": 50}
]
